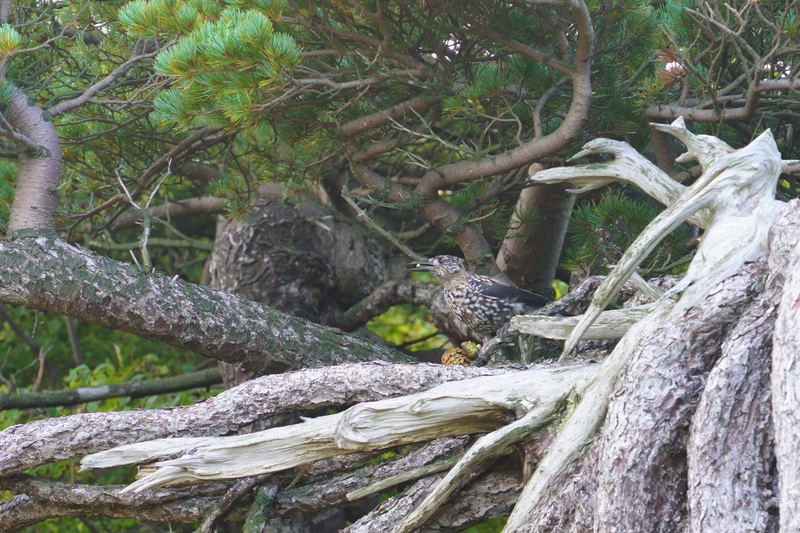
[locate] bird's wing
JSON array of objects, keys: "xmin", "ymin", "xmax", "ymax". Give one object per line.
[{"xmin": 474, "ymin": 278, "xmax": 551, "ymax": 306}]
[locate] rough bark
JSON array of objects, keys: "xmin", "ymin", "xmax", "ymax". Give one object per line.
[
  {"xmin": 518, "ymin": 443, "xmax": 598, "ymax": 532},
  {"xmin": 0, "ymin": 236, "xmax": 409, "ymax": 374},
  {"xmin": 687, "ymin": 274, "xmax": 779, "ymax": 533},
  {"xmin": 206, "ymin": 185, "xmax": 392, "ymax": 388},
  {"xmin": 81, "ymin": 363, "xmax": 596, "ymax": 490},
  {"xmin": 343, "ymin": 461, "xmax": 523, "ymax": 533},
  {"xmin": 505, "ymin": 121, "xmax": 790, "ymax": 532},
  {"xmin": 0, "ymin": 476, "xmax": 233, "ymax": 530},
  {"xmin": 770, "ymin": 200, "xmax": 800, "ymax": 532},
  {"xmin": 593, "ymin": 262, "xmax": 762, "ymax": 532},
  {"xmin": 0, "ymin": 363, "xmax": 504, "ymax": 477},
  {"xmin": 270, "ymin": 438, "xmax": 469, "ymax": 519}
]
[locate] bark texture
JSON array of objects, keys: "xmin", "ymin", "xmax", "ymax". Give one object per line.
[
  {"xmin": 208, "ymin": 186, "xmax": 387, "ymax": 326},
  {"xmin": 344, "ymin": 461, "xmax": 523, "ymax": 533},
  {"xmin": 687, "ymin": 274, "xmax": 779, "ymax": 533},
  {"xmin": 0, "ymin": 476, "xmax": 232, "ymax": 530},
  {"xmin": 594, "ymin": 262, "xmax": 763, "ymax": 532},
  {"xmin": 770, "ymin": 200, "xmax": 800, "ymax": 533},
  {"xmin": 0, "ymin": 237, "xmax": 409, "ymax": 374},
  {"xmin": 497, "ymin": 179, "xmax": 575, "ymax": 296}
]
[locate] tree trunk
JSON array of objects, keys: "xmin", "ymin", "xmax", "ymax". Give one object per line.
[
  {"xmin": 497, "ymin": 170, "xmax": 575, "ymax": 296},
  {"xmin": 6, "ymin": 88, "xmax": 62, "ymax": 233}
]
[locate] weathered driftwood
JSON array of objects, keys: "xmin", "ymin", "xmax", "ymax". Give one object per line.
[
  {"xmin": 526, "ymin": 117, "xmax": 783, "ymax": 358},
  {"xmin": 530, "ymin": 136, "xmax": 712, "ymax": 229},
  {"xmin": 511, "ymin": 304, "xmax": 657, "ymax": 340},
  {"xmin": 82, "ymin": 363, "xmax": 597, "ymax": 493}
]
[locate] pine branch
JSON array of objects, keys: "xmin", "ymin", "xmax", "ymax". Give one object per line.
[{"xmin": 48, "ymin": 46, "xmax": 164, "ymax": 117}]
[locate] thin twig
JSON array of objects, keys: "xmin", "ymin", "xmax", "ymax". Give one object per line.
[{"xmin": 342, "ymin": 195, "xmax": 422, "ymax": 260}]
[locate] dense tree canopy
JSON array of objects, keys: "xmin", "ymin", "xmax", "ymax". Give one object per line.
[{"xmin": 0, "ymin": 0, "xmax": 799, "ymax": 531}]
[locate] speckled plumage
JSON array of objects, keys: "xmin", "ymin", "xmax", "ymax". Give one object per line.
[{"xmin": 408, "ymin": 255, "xmax": 550, "ymax": 336}]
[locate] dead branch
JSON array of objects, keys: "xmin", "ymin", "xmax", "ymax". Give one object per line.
[{"xmin": 0, "ymin": 363, "xmax": 506, "ymax": 477}]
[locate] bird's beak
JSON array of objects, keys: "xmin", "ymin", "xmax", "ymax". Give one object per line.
[{"xmin": 407, "ymin": 259, "xmax": 434, "ymax": 272}]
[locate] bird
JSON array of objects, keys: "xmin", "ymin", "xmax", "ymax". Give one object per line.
[{"xmin": 408, "ymin": 255, "xmax": 551, "ymax": 338}]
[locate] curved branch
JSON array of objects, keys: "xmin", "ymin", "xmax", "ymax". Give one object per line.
[
  {"xmin": 48, "ymin": 48, "xmax": 162, "ymax": 117},
  {"xmin": 414, "ymin": 0, "xmax": 593, "ymax": 192},
  {"xmin": 334, "ymin": 280, "xmax": 438, "ymax": 331},
  {"xmin": 644, "ymin": 77, "xmax": 800, "ymax": 122},
  {"xmin": 339, "ymin": 94, "xmax": 441, "ymax": 139},
  {"xmin": 345, "ymin": 146, "xmax": 501, "ymax": 275},
  {"xmin": 468, "ymin": 26, "xmax": 572, "ymax": 75},
  {"xmin": 4, "ymin": 87, "xmax": 62, "ymax": 233}
]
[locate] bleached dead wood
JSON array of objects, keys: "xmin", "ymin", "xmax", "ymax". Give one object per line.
[
  {"xmin": 530, "ymin": 118, "xmax": 783, "ymax": 359},
  {"xmin": 530, "ymin": 137, "xmax": 712, "ymax": 229},
  {"xmin": 0, "ymin": 362, "xmax": 506, "ymax": 477},
  {"xmin": 82, "ymin": 363, "xmax": 597, "ymax": 493},
  {"xmin": 511, "ymin": 304, "xmax": 657, "ymax": 340},
  {"xmin": 500, "ymin": 118, "xmax": 787, "ymax": 532}
]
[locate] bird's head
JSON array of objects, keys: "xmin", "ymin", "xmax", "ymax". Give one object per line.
[{"xmin": 407, "ymin": 255, "xmax": 468, "ymax": 282}]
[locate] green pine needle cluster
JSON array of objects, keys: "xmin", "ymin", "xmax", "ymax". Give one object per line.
[
  {"xmin": 120, "ymin": 1, "xmax": 300, "ymax": 130},
  {"xmin": 563, "ymin": 188, "xmax": 692, "ymax": 276}
]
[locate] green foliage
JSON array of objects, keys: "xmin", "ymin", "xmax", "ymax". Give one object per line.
[
  {"xmin": 367, "ymin": 303, "xmax": 448, "ymax": 351},
  {"xmin": 0, "ymin": 307, "xmax": 210, "ymax": 417},
  {"xmin": 563, "ymin": 188, "xmax": 692, "ymax": 276},
  {"xmin": 0, "ymin": 0, "xmax": 797, "ymax": 529},
  {"xmin": 125, "ymin": 1, "xmax": 301, "ymax": 130},
  {"xmin": 0, "ymin": 308, "xmax": 214, "ymax": 533},
  {"xmin": 464, "ymin": 517, "xmax": 507, "ymax": 532},
  {"xmin": 0, "ymin": 159, "xmax": 16, "ymax": 230},
  {"xmin": 0, "ymin": 24, "xmax": 21, "ymax": 57}
]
